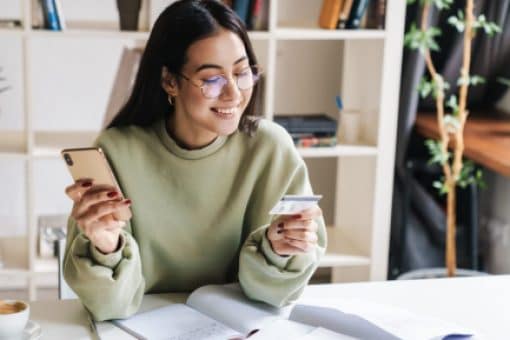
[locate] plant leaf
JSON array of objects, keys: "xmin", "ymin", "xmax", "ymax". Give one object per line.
[
  {"xmin": 425, "ymin": 139, "xmax": 449, "ymax": 165},
  {"xmin": 443, "ymin": 114, "xmax": 460, "ymax": 133},
  {"xmin": 446, "ymin": 95, "xmax": 458, "ymax": 115},
  {"xmin": 497, "ymin": 77, "xmax": 510, "ymax": 87}
]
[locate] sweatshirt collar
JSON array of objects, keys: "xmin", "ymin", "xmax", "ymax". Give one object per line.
[{"xmin": 155, "ymin": 118, "xmax": 228, "ymax": 160}]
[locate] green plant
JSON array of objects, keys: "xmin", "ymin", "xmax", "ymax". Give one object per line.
[{"xmin": 404, "ymin": 0, "xmax": 500, "ymax": 276}]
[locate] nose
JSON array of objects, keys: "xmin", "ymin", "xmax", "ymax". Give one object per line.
[{"xmin": 220, "ymin": 77, "xmax": 242, "ymax": 101}]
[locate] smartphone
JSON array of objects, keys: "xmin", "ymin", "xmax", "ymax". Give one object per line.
[{"xmin": 61, "ymin": 147, "xmax": 131, "ymax": 220}]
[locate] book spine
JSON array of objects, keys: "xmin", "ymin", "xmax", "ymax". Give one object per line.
[
  {"xmin": 319, "ymin": 0, "xmax": 344, "ymax": 30},
  {"xmin": 375, "ymin": 0, "xmax": 386, "ymax": 29},
  {"xmin": 250, "ymin": 0, "xmax": 264, "ymax": 31},
  {"xmin": 346, "ymin": 0, "xmax": 370, "ymax": 29},
  {"xmin": 233, "ymin": 0, "xmax": 251, "ymax": 26},
  {"xmin": 337, "ymin": 0, "xmax": 354, "ymax": 29},
  {"xmin": 40, "ymin": 0, "xmax": 61, "ymax": 30},
  {"xmin": 54, "ymin": 0, "xmax": 65, "ymax": 30}
]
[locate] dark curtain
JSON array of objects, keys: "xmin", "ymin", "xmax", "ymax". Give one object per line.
[{"xmin": 389, "ymin": 0, "xmax": 510, "ymax": 278}]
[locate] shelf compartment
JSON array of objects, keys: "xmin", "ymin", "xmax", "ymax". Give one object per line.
[
  {"xmin": 33, "ymin": 131, "xmax": 98, "ymax": 157},
  {"xmin": 319, "ymin": 227, "xmax": 370, "ymax": 268}
]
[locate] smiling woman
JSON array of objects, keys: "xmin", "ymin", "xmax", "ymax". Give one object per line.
[{"xmin": 62, "ymin": 0, "xmax": 326, "ymax": 322}]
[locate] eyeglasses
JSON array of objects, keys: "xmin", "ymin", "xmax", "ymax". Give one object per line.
[{"xmin": 179, "ymin": 65, "xmax": 261, "ymax": 99}]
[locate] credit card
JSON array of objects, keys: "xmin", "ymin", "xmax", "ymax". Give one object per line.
[{"xmin": 269, "ymin": 195, "xmax": 322, "ymax": 215}]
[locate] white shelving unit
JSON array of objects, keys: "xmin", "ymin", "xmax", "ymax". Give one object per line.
[{"xmin": 0, "ymin": 0, "xmax": 405, "ymax": 300}]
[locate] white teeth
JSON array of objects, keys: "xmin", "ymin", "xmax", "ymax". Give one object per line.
[{"xmin": 215, "ymin": 107, "xmax": 236, "ymax": 114}]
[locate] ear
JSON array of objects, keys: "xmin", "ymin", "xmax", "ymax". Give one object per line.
[{"xmin": 161, "ymin": 66, "xmax": 178, "ymax": 96}]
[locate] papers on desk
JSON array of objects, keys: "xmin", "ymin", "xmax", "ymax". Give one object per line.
[
  {"xmin": 110, "ymin": 284, "xmax": 476, "ymax": 340},
  {"xmin": 291, "ymin": 297, "xmax": 476, "ymax": 340}
]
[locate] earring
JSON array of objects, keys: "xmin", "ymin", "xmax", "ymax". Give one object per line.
[{"xmin": 168, "ymin": 95, "xmax": 174, "ymax": 105}]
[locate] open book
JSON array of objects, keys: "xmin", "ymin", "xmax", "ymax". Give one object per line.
[
  {"xmin": 112, "ymin": 284, "xmax": 298, "ymax": 340},
  {"xmin": 111, "ymin": 284, "xmax": 475, "ymax": 340}
]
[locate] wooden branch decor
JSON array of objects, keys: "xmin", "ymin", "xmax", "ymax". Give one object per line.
[{"xmin": 404, "ymin": 0, "xmax": 501, "ymax": 276}]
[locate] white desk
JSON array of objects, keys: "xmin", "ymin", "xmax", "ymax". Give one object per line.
[{"xmin": 30, "ymin": 275, "xmax": 510, "ymax": 339}]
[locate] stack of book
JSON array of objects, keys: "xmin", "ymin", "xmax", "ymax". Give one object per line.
[
  {"xmin": 274, "ymin": 114, "xmax": 338, "ymax": 148},
  {"xmin": 318, "ymin": 0, "xmax": 386, "ymax": 30},
  {"xmin": 223, "ymin": 0, "xmax": 269, "ymax": 31}
]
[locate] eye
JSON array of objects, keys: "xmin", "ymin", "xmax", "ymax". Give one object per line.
[
  {"xmin": 202, "ymin": 76, "xmax": 223, "ymax": 84},
  {"xmin": 236, "ymin": 68, "xmax": 251, "ymax": 77}
]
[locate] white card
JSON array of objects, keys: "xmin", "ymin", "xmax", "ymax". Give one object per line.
[{"xmin": 269, "ymin": 195, "xmax": 322, "ymax": 215}]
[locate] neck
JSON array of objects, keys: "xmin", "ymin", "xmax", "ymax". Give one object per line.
[{"xmin": 167, "ymin": 114, "xmax": 217, "ymax": 150}]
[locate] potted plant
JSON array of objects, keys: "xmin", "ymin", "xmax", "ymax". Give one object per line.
[{"xmin": 402, "ymin": 0, "xmax": 500, "ymax": 277}]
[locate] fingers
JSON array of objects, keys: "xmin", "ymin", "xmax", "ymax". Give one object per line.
[
  {"xmin": 65, "ymin": 178, "xmax": 94, "ymax": 202},
  {"xmin": 280, "ymin": 218, "xmax": 318, "ymax": 231},
  {"xmin": 272, "ymin": 241, "xmax": 312, "ymax": 256},
  {"xmin": 76, "ymin": 199, "xmax": 132, "ymax": 228},
  {"xmin": 292, "ymin": 205, "xmax": 323, "ymax": 221},
  {"xmin": 75, "ymin": 186, "xmax": 122, "ymax": 217},
  {"xmin": 282, "ymin": 229, "xmax": 318, "ymax": 243},
  {"xmin": 283, "ymin": 238, "xmax": 316, "ymax": 252}
]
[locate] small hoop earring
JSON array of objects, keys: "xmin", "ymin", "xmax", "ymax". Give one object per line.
[{"xmin": 168, "ymin": 95, "xmax": 174, "ymax": 105}]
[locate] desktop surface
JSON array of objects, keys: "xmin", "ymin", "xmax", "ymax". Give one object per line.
[{"xmin": 28, "ymin": 275, "xmax": 510, "ymax": 339}]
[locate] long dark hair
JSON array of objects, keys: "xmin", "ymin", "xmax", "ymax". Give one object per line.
[{"xmin": 108, "ymin": 0, "xmax": 260, "ymax": 134}]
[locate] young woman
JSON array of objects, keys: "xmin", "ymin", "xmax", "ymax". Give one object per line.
[{"xmin": 63, "ymin": 0, "xmax": 326, "ymax": 321}]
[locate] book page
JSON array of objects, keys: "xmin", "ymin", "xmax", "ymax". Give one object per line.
[
  {"xmin": 297, "ymin": 327, "xmax": 358, "ymax": 340},
  {"xmin": 290, "ymin": 298, "xmax": 475, "ymax": 340},
  {"xmin": 186, "ymin": 284, "xmax": 291, "ymax": 334},
  {"xmin": 112, "ymin": 304, "xmax": 242, "ymax": 340}
]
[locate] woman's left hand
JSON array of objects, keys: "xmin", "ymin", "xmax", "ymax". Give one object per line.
[{"xmin": 266, "ymin": 205, "xmax": 322, "ymax": 256}]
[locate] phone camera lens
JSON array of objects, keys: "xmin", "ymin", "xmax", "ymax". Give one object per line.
[{"xmin": 63, "ymin": 153, "xmax": 73, "ymax": 166}]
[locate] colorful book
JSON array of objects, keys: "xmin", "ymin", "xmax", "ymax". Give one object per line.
[
  {"xmin": 318, "ymin": 0, "xmax": 344, "ymax": 29},
  {"xmin": 337, "ymin": 0, "xmax": 354, "ymax": 29},
  {"xmin": 40, "ymin": 0, "xmax": 61, "ymax": 30},
  {"xmin": 54, "ymin": 0, "xmax": 65, "ymax": 30},
  {"xmin": 233, "ymin": 0, "xmax": 251, "ymax": 26},
  {"xmin": 365, "ymin": 0, "xmax": 386, "ymax": 29},
  {"xmin": 250, "ymin": 0, "xmax": 268, "ymax": 31},
  {"xmin": 346, "ymin": 0, "xmax": 371, "ymax": 29}
]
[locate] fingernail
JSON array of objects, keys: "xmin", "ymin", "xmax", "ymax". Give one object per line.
[
  {"xmin": 278, "ymin": 223, "xmax": 284, "ymax": 229},
  {"xmin": 82, "ymin": 181, "xmax": 92, "ymax": 187},
  {"xmin": 107, "ymin": 191, "xmax": 118, "ymax": 198},
  {"xmin": 293, "ymin": 214, "xmax": 302, "ymax": 219},
  {"xmin": 123, "ymin": 199, "xmax": 132, "ymax": 205},
  {"xmin": 277, "ymin": 230, "xmax": 283, "ymax": 234}
]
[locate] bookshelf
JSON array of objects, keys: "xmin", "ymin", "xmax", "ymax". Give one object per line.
[{"xmin": 0, "ymin": 0, "xmax": 405, "ymax": 300}]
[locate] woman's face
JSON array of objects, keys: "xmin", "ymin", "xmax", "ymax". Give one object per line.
[{"xmin": 167, "ymin": 28, "xmax": 254, "ymax": 148}]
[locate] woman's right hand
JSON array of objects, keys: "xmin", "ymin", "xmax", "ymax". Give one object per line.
[{"xmin": 65, "ymin": 179, "xmax": 132, "ymax": 254}]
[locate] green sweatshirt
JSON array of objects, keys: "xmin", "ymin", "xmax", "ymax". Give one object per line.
[{"xmin": 63, "ymin": 118, "xmax": 326, "ymax": 321}]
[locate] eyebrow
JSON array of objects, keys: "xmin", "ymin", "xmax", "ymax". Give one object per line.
[{"xmin": 194, "ymin": 56, "xmax": 248, "ymax": 73}]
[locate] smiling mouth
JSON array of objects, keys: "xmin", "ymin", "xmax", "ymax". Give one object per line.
[{"xmin": 211, "ymin": 107, "xmax": 238, "ymax": 119}]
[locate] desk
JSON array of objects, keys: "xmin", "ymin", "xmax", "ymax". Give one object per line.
[
  {"xmin": 30, "ymin": 275, "xmax": 510, "ymax": 339},
  {"xmin": 415, "ymin": 112, "xmax": 510, "ymax": 177}
]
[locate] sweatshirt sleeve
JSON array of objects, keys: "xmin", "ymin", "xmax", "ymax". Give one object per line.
[
  {"xmin": 238, "ymin": 157, "xmax": 327, "ymax": 308},
  {"xmin": 63, "ymin": 218, "xmax": 145, "ymax": 321}
]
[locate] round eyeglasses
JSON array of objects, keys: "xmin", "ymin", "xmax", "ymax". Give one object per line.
[{"xmin": 179, "ymin": 65, "xmax": 261, "ymax": 99}]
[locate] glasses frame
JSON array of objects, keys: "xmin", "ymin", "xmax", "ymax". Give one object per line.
[{"xmin": 178, "ymin": 65, "xmax": 262, "ymax": 99}]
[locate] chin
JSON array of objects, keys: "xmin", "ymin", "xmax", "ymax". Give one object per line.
[{"xmin": 216, "ymin": 120, "xmax": 240, "ymax": 136}]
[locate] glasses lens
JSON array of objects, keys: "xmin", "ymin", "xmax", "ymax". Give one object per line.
[
  {"xmin": 203, "ymin": 77, "xmax": 227, "ymax": 98},
  {"xmin": 237, "ymin": 67, "xmax": 259, "ymax": 90}
]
